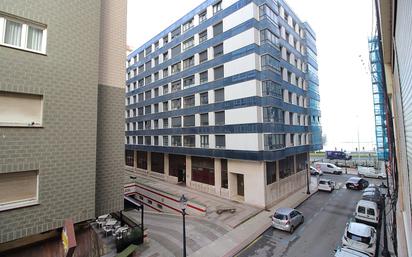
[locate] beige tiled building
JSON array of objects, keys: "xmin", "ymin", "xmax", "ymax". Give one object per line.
[{"xmin": 0, "ymin": 0, "xmax": 126, "ymax": 246}]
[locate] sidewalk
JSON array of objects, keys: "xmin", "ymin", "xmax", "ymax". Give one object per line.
[{"xmin": 190, "ymin": 176, "xmax": 318, "ymax": 257}]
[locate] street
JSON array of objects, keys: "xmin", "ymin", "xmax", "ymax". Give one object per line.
[{"xmin": 237, "ymin": 174, "xmax": 383, "ymax": 257}]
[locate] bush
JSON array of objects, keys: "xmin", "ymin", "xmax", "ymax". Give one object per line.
[{"xmin": 115, "ymin": 227, "xmax": 143, "ymax": 253}]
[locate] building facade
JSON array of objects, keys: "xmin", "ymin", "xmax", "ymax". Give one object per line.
[
  {"xmin": 376, "ymin": 0, "xmax": 412, "ymax": 256},
  {"xmin": 125, "ymin": 0, "xmax": 322, "ymax": 208},
  {"xmin": 0, "ymin": 0, "xmax": 126, "ymax": 246}
]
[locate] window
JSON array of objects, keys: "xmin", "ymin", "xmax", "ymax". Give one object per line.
[
  {"xmin": 184, "ymin": 115, "xmax": 195, "ymax": 127},
  {"xmin": 290, "ymin": 133, "xmax": 295, "ymax": 145},
  {"xmin": 296, "ymin": 153, "xmax": 306, "ymax": 171},
  {"xmin": 138, "ymin": 107, "xmax": 143, "ymax": 116},
  {"xmin": 171, "ymin": 27, "xmax": 181, "ymax": 40},
  {"xmin": 279, "ymin": 156, "xmax": 295, "ymax": 178},
  {"xmin": 199, "ymin": 30, "xmax": 208, "ymax": 43},
  {"xmin": 214, "ymin": 66, "xmax": 224, "ymax": 80},
  {"xmin": 163, "ymin": 35, "xmax": 169, "ymax": 45},
  {"xmin": 264, "ymin": 134, "xmax": 285, "ymax": 150},
  {"xmin": 213, "ymin": 43, "xmax": 223, "ymax": 57},
  {"xmin": 138, "ymin": 93, "xmax": 143, "ymax": 102},
  {"xmin": 171, "ymin": 62, "xmax": 181, "ymax": 74},
  {"xmin": 266, "ymin": 162, "xmax": 276, "ymax": 184},
  {"xmin": 215, "ymin": 111, "xmax": 225, "ymax": 125},
  {"xmin": 215, "ymin": 135, "xmax": 226, "ymax": 148},
  {"xmin": 145, "ymin": 120, "xmax": 151, "ymax": 129},
  {"xmin": 138, "ymin": 51, "xmax": 144, "ymax": 61},
  {"xmin": 184, "ymin": 135, "xmax": 195, "ymax": 147},
  {"xmin": 171, "ymin": 44, "xmax": 181, "ymax": 57},
  {"xmin": 163, "ymin": 51, "xmax": 169, "ymax": 61},
  {"xmin": 153, "ymin": 119, "xmax": 159, "ymax": 129},
  {"xmin": 199, "ymin": 50, "xmax": 208, "ymax": 63},
  {"xmin": 145, "ymin": 45, "xmax": 152, "ymax": 55},
  {"xmin": 154, "ymin": 41, "xmax": 159, "ymax": 50},
  {"xmin": 163, "ymin": 118, "xmax": 169, "ymax": 128},
  {"xmin": 182, "ymin": 37, "xmax": 194, "ymax": 51},
  {"xmin": 183, "ymin": 75, "xmax": 195, "ymax": 88},
  {"xmin": 163, "ymin": 68, "xmax": 169, "ymax": 78},
  {"xmin": 172, "ymin": 117, "xmax": 182, "ymax": 127},
  {"xmin": 0, "ymin": 170, "xmax": 39, "ymax": 211},
  {"xmin": 138, "ymin": 136, "xmax": 143, "ymax": 144},
  {"xmin": 145, "ymin": 60, "xmax": 152, "ymax": 70},
  {"xmin": 183, "ymin": 56, "xmax": 194, "ymax": 69},
  {"xmin": 259, "ymin": 5, "xmax": 278, "ymax": 25},
  {"xmin": 213, "ymin": 1, "xmax": 222, "ymax": 14},
  {"xmin": 260, "ymin": 29, "xmax": 278, "ymax": 46},
  {"xmin": 154, "ymin": 104, "xmax": 159, "ymax": 113},
  {"xmin": 192, "ymin": 157, "xmax": 215, "ymax": 185},
  {"xmin": 145, "ymin": 105, "xmax": 151, "ymax": 115},
  {"xmin": 200, "ymin": 113, "xmax": 209, "ymax": 126},
  {"xmin": 138, "ymin": 65, "xmax": 144, "ymax": 74},
  {"xmin": 145, "ymin": 136, "xmax": 151, "ymax": 145},
  {"xmin": 154, "ymin": 57, "xmax": 159, "ymax": 66},
  {"xmin": 263, "ymin": 107, "xmax": 284, "ymax": 123},
  {"xmin": 0, "ymin": 92, "xmax": 43, "ymax": 127},
  {"xmin": 171, "ymin": 136, "xmax": 182, "ymax": 146},
  {"xmin": 154, "ymin": 136, "xmax": 159, "ymax": 146},
  {"xmin": 154, "ymin": 72, "xmax": 159, "ymax": 81},
  {"xmin": 200, "ymin": 92, "xmax": 209, "ymax": 105},
  {"xmin": 145, "ymin": 90, "xmax": 151, "ymax": 100},
  {"xmin": 262, "ymin": 80, "xmax": 282, "ymax": 98},
  {"xmin": 163, "ymin": 101, "xmax": 169, "ymax": 112},
  {"xmin": 199, "ymin": 10, "xmax": 207, "ymax": 23},
  {"xmin": 138, "ymin": 79, "xmax": 144, "ymax": 88},
  {"xmin": 261, "ymin": 54, "xmax": 280, "ymax": 73},
  {"xmin": 160, "ymin": 86, "xmax": 168, "ymax": 97},
  {"xmin": 0, "ymin": 17, "xmax": 47, "ymax": 53},
  {"xmin": 214, "ymin": 88, "xmax": 224, "ymax": 102},
  {"xmin": 171, "ymin": 98, "xmax": 181, "ymax": 110},
  {"xmin": 367, "ymin": 208, "xmax": 375, "ymax": 216},
  {"xmin": 163, "ymin": 136, "xmax": 169, "ymax": 146},
  {"xmin": 145, "ymin": 75, "xmax": 152, "ymax": 85},
  {"xmin": 125, "ymin": 150, "xmax": 134, "ymax": 166},
  {"xmin": 183, "ymin": 19, "xmax": 194, "ymax": 32},
  {"xmin": 183, "ymin": 95, "xmax": 195, "ymax": 108},
  {"xmin": 171, "ymin": 80, "xmax": 181, "ymax": 92},
  {"xmin": 213, "ymin": 22, "xmax": 223, "ymax": 37},
  {"xmin": 200, "ymin": 71, "xmax": 208, "ymax": 84},
  {"xmin": 154, "ymin": 88, "xmax": 159, "ymax": 97},
  {"xmin": 201, "ymin": 135, "xmax": 209, "ymax": 148}
]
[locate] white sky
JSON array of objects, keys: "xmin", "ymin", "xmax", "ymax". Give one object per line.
[{"xmin": 127, "ymin": 0, "xmax": 376, "ymax": 152}]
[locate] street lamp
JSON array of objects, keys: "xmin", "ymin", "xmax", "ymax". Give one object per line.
[
  {"xmin": 379, "ymin": 182, "xmax": 390, "ymax": 257},
  {"xmin": 180, "ymin": 194, "xmax": 188, "ymax": 257},
  {"xmin": 306, "ymin": 161, "xmax": 310, "ymax": 195}
]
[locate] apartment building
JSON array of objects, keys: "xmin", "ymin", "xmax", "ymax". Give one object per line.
[
  {"xmin": 0, "ymin": 0, "xmax": 126, "ymax": 249},
  {"xmin": 125, "ymin": 0, "xmax": 322, "ymax": 208},
  {"xmin": 375, "ymin": 0, "xmax": 412, "ymax": 256}
]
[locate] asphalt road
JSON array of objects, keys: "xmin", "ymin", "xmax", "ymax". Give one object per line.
[{"xmin": 237, "ymin": 174, "xmax": 383, "ymax": 257}]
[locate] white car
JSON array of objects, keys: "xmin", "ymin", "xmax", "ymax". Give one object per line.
[
  {"xmin": 335, "ymin": 247, "xmax": 370, "ymax": 257},
  {"xmin": 357, "ymin": 166, "xmax": 386, "ymax": 179},
  {"xmin": 342, "ymin": 222, "xmax": 377, "ymax": 257},
  {"xmin": 318, "ymin": 178, "xmax": 335, "ymax": 192},
  {"xmin": 310, "ymin": 166, "xmax": 323, "ymax": 176},
  {"xmin": 355, "ymin": 200, "xmax": 380, "ymax": 225}
]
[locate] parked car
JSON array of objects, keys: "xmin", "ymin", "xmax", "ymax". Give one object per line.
[
  {"xmin": 346, "ymin": 177, "xmax": 369, "ymax": 190},
  {"xmin": 318, "ymin": 178, "xmax": 335, "ymax": 192},
  {"xmin": 310, "ymin": 166, "xmax": 323, "ymax": 176},
  {"xmin": 357, "ymin": 166, "xmax": 386, "ymax": 179},
  {"xmin": 341, "ymin": 222, "xmax": 377, "ymax": 257},
  {"xmin": 272, "ymin": 207, "xmax": 304, "ymax": 233},
  {"xmin": 314, "ymin": 162, "xmax": 343, "ymax": 175},
  {"xmin": 326, "ymin": 150, "xmax": 352, "ymax": 160},
  {"xmin": 361, "ymin": 191, "xmax": 382, "ymax": 208},
  {"xmin": 355, "ymin": 200, "xmax": 380, "ymax": 226},
  {"xmin": 335, "ymin": 247, "xmax": 370, "ymax": 257}
]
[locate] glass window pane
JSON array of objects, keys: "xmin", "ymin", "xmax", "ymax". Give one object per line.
[
  {"xmin": 5, "ymin": 20, "xmax": 22, "ymax": 46},
  {"xmin": 27, "ymin": 26, "xmax": 43, "ymax": 51}
]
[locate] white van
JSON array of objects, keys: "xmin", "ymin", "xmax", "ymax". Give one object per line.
[
  {"xmin": 314, "ymin": 162, "xmax": 343, "ymax": 175},
  {"xmin": 357, "ymin": 166, "xmax": 386, "ymax": 179},
  {"xmin": 355, "ymin": 200, "xmax": 380, "ymax": 226}
]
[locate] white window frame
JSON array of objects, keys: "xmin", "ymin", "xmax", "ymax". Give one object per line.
[
  {"xmin": 0, "ymin": 171, "xmax": 39, "ymax": 211},
  {"xmin": 0, "ymin": 14, "xmax": 47, "ymax": 54}
]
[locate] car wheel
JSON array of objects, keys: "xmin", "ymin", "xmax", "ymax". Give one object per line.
[
  {"xmin": 290, "ymin": 226, "xmax": 295, "ymax": 233},
  {"xmin": 333, "ymin": 171, "xmax": 337, "ymax": 174}
]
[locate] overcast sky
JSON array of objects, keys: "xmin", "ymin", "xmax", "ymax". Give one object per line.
[{"xmin": 127, "ymin": 0, "xmax": 376, "ymax": 152}]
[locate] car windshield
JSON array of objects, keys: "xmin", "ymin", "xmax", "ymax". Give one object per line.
[
  {"xmin": 347, "ymin": 231, "xmax": 371, "ymax": 244},
  {"xmin": 319, "ymin": 180, "xmax": 327, "ymax": 184},
  {"xmin": 274, "ymin": 213, "xmax": 288, "ymax": 220}
]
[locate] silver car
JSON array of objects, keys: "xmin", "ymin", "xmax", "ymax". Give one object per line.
[{"xmin": 272, "ymin": 207, "xmax": 304, "ymax": 233}]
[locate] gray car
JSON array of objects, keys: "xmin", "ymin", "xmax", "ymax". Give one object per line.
[
  {"xmin": 272, "ymin": 207, "xmax": 304, "ymax": 233},
  {"xmin": 361, "ymin": 191, "xmax": 382, "ymax": 208}
]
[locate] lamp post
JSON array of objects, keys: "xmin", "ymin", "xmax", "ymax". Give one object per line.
[
  {"xmin": 306, "ymin": 161, "xmax": 310, "ymax": 195},
  {"xmin": 180, "ymin": 194, "xmax": 188, "ymax": 257},
  {"xmin": 379, "ymin": 182, "xmax": 390, "ymax": 257}
]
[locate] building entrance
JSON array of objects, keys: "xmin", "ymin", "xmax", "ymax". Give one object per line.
[{"xmin": 237, "ymin": 174, "xmax": 244, "ymax": 196}]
